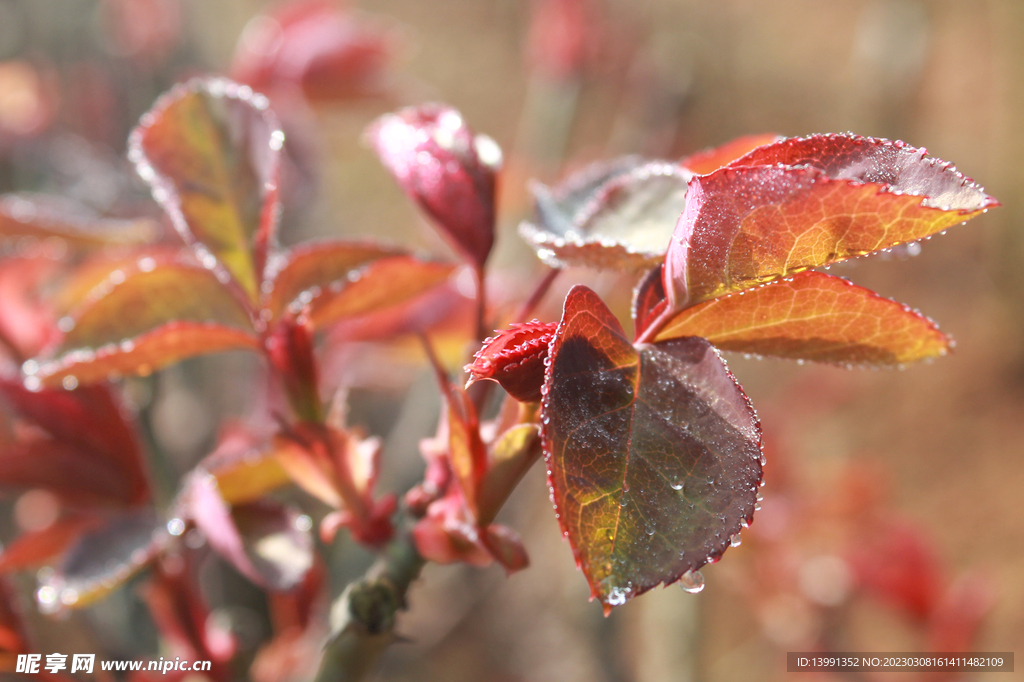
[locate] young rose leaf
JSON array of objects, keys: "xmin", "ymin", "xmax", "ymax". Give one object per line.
[
  {"xmin": 443, "ymin": 384, "xmax": 488, "ymax": 518},
  {"xmin": 0, "ymin": 257, "xmax": 61, "ymax": 360},
  {"xmin": 200, "ymin": 427, "xmax": 292, "ymax": 506},
  {"xmin": 664, "ymin": 135, "xmax": 998, "ymax": 310},
  {"xmin": 678, "ymin": 134, "xmax": 782, "ymax": 175},
  {"xmin": 0, "ymin": 382, "xmax": 149, "ymax": 504},
  {"xmin": 262, "ymin": 240, "xmax": 402, "ymax": 321},
  {"xmin": 476, "ymin": 424, "xmax": 542, "ymax": 527},
  {"xmin": 182, "ymin": 474, "xmax": 312, "ymax": 590},
  {"xmin": 33, "ymin": 256, "xmax": 260, "ymax": 386},
  {"xmin": 543, "ymin": 286, "xmax": 762, "ymax": 611},
  {"xmin": 231, "ymin": 0, "xmax": 396, "ymax": 103},
  {"xmin": 0, "ymin": 438, "xmax": 135, "ymax": 506},
  {"xmin": 35, "ymin": 508, "xmax": 169, "ymax": 613},
  {"xmin": 0, "ymin": 515, "xmax": 101, "ymax": 573},
  {"xmin": 656, "ymin": 271, "xmax": 950, "ymax": 365},
  {"xmin": 129, "ymin": 77, "xmax": 284, "ymax": 301},
  {"xmin": 300, "ymin": 256, "xmax": 455, "ymax": 330},
  {"xmin": 632, "ymin": 264, "xmax": 668, "ymax": 342},
  {"xmin": 367, "ymin": 104, "xmax": 500, "ymax": 269},
  {"xmin": 466, "ymin": 320, "xmax": 557, "ymax": 402},
  {"xmin": 520, "ymin": 159, "xmax": 688, "ymax": 269},
  {"xmin": 0, "ymin": 193, "xmax": 158, "ymax": 249}
]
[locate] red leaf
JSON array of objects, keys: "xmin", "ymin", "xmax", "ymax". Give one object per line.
[
  {"xmin": 542, "ymin": 285, "xmax": 762, "ymax": 611},
  {"xmin": 0, "ymin": 382, "xmax": 149, "ymax": 504},
  {"xmin": 664, "ymin": 135, "xmax": 998, "ymax": 311},
  {"xmin": 0, "ymin": 257, "xmax": 60, "ymax": 360},
  {"xmin": 656, "ymin": 271, "xmax": 951, "ymax": 365},
  {"xmin": 262, "ymin": 240, "xmax": 402, "ymax": 321},
  {"xmin": 129, "ymin": 77, "xmax": 284, "ymax": 301},
  {"xmin": 679, "ymin": 134, "xmax": 782, "ymax": 175},
  {"xmin": 265, "ymin": 319, "xmax": 321, "ymax": 421},
  {"xmin": 481, "ymin": 524, "xmax": 529, "ymax": 574},
  {"xmin": 0, "ymin": 439, "xmax": 134, "ymax": 506},
  {"xmin": 0, "ymin": 515, "xmax": 101, "ymax": 573},
  {"xmin": 520, "ymin": 160, "xmax": 688, "ymax": 269},
  {"xmin": 182, "ymin": 474, "xmax": 313, "ymax": 590},
  {"xmin": 631, "ymin": 264, "xmax": 667, "ymax": 342},
  {"xmin": 367, "ymin": 104, "xmax": 500, "ymax": 269},
  {"xmin": 231, "ymin": 0, "xmax": 395, "ymax": 103},
  {"xmin": 466, "ymin": 320, "xmax": 557, "ymax": 402},
  {"xmin": 301, "ymin": 256, "xmax": 456, "ymax": 330}
]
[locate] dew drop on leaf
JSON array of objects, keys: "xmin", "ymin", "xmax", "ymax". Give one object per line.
[{"xmin": 679, "ymin": 569, "xmax": 705, "ymax": 594}]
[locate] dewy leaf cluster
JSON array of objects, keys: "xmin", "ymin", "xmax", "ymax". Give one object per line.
[{"xmin": 0, "ymin": 73, "xmax": 997, "ymax": 652}]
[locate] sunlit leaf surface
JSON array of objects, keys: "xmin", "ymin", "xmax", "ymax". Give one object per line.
[
  {"xmin": 520, "ymin": 159, "xmax": 687, "ymax": 269},
  {"xmin": 302, "ymin": 256, "xmax": 455, "ymax": 330},
  {"xmin": 656, "ymin": 271, "xmax": 950, "ymax": 365},
  {"xmin": 664, "ymin": 134, "xmax": 998, "ymax": 309},
  {"xmin": 130, "ymin": 78, "xmax": 283, "ymax": 301},
  {"xmin": 262, "ymin": 240, "xmax": 402, "ymax": 320},
  {"xmin": 679, "ymin": 134, "xmax": 782, "ymax": 175},
  {"xmin": 543, "ymin": 286, "xmax": 762, "ymax": 610}
]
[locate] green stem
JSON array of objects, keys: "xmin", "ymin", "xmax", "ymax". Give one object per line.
[{"xmin": 312, "ymin": 531, "xmax": 426, "ymax": 682}]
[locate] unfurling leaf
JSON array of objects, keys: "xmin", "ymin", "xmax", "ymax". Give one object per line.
[
  {"xmin": 444, "ymin": 384, "xmax": 487, "ymax": 519},
  {"xmin": 476, "ymin": 424, "xmax": 543, "ymax": 527},
  {"xmin": 664, "ymin": 134, "xmax": 998, "ymax": 311},
  {"xmin": 35, "ymin": 509, "xmax": 169, "ymax": 613},
  {"xmin": 678, "ymin": 134, "xmax": 782, "ymax": 175},
  {"xmin": 466, "ymin": 321, "xmax": 557, "ymax": 402},
  {"xmin": 519, "ymin": 158, "xmax": 688, "ymax": 269},
  {"xmin": 656, "ymin": 271, "xmax": 950, "ymax": 365},
  {"xmin": 542, "ymin": 286, "xmax": 762, "ymax": 611},
  {"xmin": 32, "ymin": 255, "xmax": 260, "ymax": 385},
  {"xmin": 129, "ymin": 77, "xmax": 283, "ymax": 301},
  {"xmin": 367, "ymin": 104, "xmax": 500, "ymax": 269}
]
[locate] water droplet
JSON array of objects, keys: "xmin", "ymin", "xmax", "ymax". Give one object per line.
[
  {"xmin": 294, "ymin": 514, "xmax": 313, "ymax": 532},
  {"xmin": 62, "ymin": 376, "xmax": 78, "ymax": 390},
  {"xmin": 21, "ymin": 359, "xmax": 38, "ymax": 375},
  {"xmin": 605, "ymin": 585, "xmax": 630, "ymax": 605},
  {"xmin": 670, "ymin": 480, "xmax": 684, "ymax": 491},
  {"xmin": 730, "ymin": 532, "xmax": 742, "ymax": 547},
  {"xmin": 679, "ymin": 570, "xmax": 705, "ymax": 593},
  {"xmin": 166, "ymin": 518, "xmax": 185, "ymax": 536}
]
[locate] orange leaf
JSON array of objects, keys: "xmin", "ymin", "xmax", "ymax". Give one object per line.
[
  {"xmin": 655, "ymin": 271, "xmax": 950, "ymax": 365},
  {"xmin": 262, "ymin": 240, "xmax": 402, "ymax": 321},
  {"xmin": 302, "ymin": 256, "xmax": 455, "ymax": 330},
  {"xmin": 0, "ymin": 193, "xmax": 158, "ymax": 249},
  {"xmin": 35, "ymin": 321, "xmax": 261, "ymax": 387},
  {"xmin": 129, "ymin": 78, "xmax": 283, "ymax": 301},
  {"xmin": 679, "ymin": 134, "xmax": 782, "ymax": 175},
  {"xmin": 664, "ymin": 135, "xmax": 998, "ymax": 310}
]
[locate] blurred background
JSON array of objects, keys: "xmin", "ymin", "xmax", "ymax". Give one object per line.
[{"xmin": 0, "ymin": 0, "xmax": 1021, "ymax": 680}]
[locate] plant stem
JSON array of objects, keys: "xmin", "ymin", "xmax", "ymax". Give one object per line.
[
  {"xmin": 474, "ymin": 264, "xmax": 488, "ymax": 343},
  {"xmin": 313, "ymin": 530, "xmax": 426, "ymax": 682}
]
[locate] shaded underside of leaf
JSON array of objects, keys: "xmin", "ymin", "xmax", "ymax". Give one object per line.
[
  {"xmin": 656, "ymin": 271, "xmax": 950, "ymax": 365},
  {"xmin": 129, "ymin": 78, "xmax": 283, "ymax": 301},
  {"xmin": 520, "ymin": 160, "xmax": 687, "ymax": 270},
  {"xmin": 36, "ymin": 321, "xmax": 261, "ymax": 386},
  {"xmin": 0, "ymin": 438, "xmax": 134, "ymax": 506},
  {"xmin": 302, "ymin": 257, "xmax": 456, "ymax": 330},
  {"xmin": 262, "ymin": 240, "xmax": 403, "ymax": 320},
  {"xmin": 667, "ymin": 162, "xmax": 996, "ymax": 307},
  {"xmin": 38, "ymin": 508, "xmax": 168, "ymax": 612},
  {"xmin": 679, "ymin": 134, "xmax": 782, "ymax": 175},
  {"xmin": 543, "ymin": 286, "xmax": 762, "ymax": 610},
  {"xmin": 0, "ymin": 193, "xmax": 158, "ymax": 248}
]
